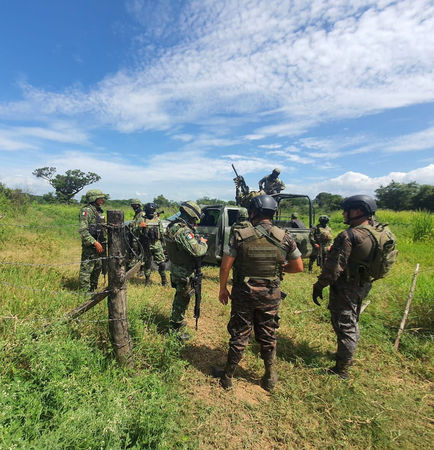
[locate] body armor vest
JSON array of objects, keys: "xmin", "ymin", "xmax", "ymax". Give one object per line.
[
  {"xmin": 345, "ymin": 226, "xmax": 375, "ymax": 282},
  {"xmin": 165, "ymin": 223, "xmax": 195, "ymax": 267},
  {"xmin": 143, "ymin": 216, "xmax": 161, "ymax": 242},
  {"xmin": 233, "ymin": 224, "xmax": 287, "ymax": 282}
]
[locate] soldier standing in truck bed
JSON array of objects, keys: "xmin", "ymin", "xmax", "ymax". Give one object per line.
[{"xmin": 258, "ymin": 168, "xmax": 285, "ymax": 194}]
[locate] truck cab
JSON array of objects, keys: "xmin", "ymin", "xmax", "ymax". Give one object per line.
[{"xmin": 196, "ymin": 194, "xmax": 314, "ymax": 264}]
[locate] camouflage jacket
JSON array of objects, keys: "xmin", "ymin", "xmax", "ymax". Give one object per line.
[
  {"xmin": 165, "ymin": 220, "xmax": 208, "ymax": 273},
  {"xmin": 316, "ymin": 226, "xmax": 373, "ymax": 289},
  {"xmin": 130, "ymin": 210, "xmax": 146, "ymax": 230},
  {"xmin": 143, "ymin": 214, "xmax": 164, "ymax": 240},
  {"xmin": 259, "ymin": 176, "xmax": 285, "ymax": 194},
  {"xmin": 79, "ymin": 203, "xmax": 106, "ymax": 247},
  {"xmin": 309, "ymin": 225, "xmax": 333, "ymax": 247}
]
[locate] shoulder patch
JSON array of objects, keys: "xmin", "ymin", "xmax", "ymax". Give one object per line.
[
  {"xmin": 81, "ymin": 211, "xmax": 87, "ymax": 216},
  {"xmin": 187, "ymin": 232, "xmax": 194, "ymax": 240}
]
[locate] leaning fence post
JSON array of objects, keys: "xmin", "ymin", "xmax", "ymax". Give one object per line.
[
  {"xmin": 394, "ymin": 263, "xmax": 420, "ymax": 351},
  {"xmin": 107, "ymin": 210, "xmax": 132, "ymax": 365}
]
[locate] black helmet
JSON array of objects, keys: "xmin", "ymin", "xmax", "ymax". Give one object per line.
[
  {"xmin": 342, "ymin": 195, "xmax": 377, "ymax": 216},
  {"xmin": 145, "ymin": 202, "xmax": 157, "ymax": 213},
  {"xmin": 248, "ymin": 194, "xmax": 278, "ymax": 218}
]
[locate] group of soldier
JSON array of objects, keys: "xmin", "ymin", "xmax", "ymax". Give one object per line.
[{"xmin": 78, "ymin": 182, "xmax": 394, "ymax": 391}]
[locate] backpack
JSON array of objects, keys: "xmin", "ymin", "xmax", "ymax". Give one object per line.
[{"xmin": 354, "ymin": 222, "xmax": 398, "ymax": 280}]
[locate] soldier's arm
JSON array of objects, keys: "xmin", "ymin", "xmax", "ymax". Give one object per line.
[
  {"xmin": 315, "ymin": 231, "xmax": 352, "ymax": 288},
  {"xmin": 219, "ymin": 255, "xmax": 235, "ymax": 305},
  {"xmin": 177, "ymin": 229, "xmax": 208, "ymax": 257},
  {"xmin": 282, "ymin": 233, "xmax": 303, "ymax": 273},
  {"xmin": 78, "ymin": 209, "xmax": 96, "ymax": 246}
]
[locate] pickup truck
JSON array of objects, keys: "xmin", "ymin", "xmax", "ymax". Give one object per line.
[{"xmin": 196, "ymin": 193, "xmax": 314, "ymax": 264}]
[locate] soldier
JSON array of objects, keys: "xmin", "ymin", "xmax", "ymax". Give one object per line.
[
  {"xmin": 78, "ymin": 189, "xmax": 108, "ymax": 293},
  {"xmin": 217, "ymin": 195, "xmax": 303, "ymax": 391},
  {"xmin": 289, "ymin": 212, "xmax": 306, "ymax": 229},
  {"xmin": 258, "ymin": 168, "xmax": 285, "ymax": 194},
  {"xmin": 312, "ymin": 195, "xmax": 391, "ymax": 379},
  {"xmin": 141, "ymin": 202, "xmax": 167, "ymax": 286},
  {"xmin": 165, "ymin": 201, "xmax": 208, "ymax": 334},
  {"xmin": 308, "ymin": 215, "xmax": 333, "ymax": 272},
  {"xmin": 127, "ymin": 199, "xmax": 146, "ymax": 273}
]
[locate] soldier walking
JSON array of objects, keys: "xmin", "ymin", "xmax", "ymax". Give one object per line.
[
  {"xmin": 308, "ymin": 215, "xmax": 333, "ymax": 271},
  {"xmin": 312, "ymin": 195, "xmax": 396, "ymax": 379},
  {"xmin": 165, "ymin": 201, "xmax": 208, "ymax": 335},
  {"xmin": 141, "ymin": 202, "xmax": 167, "ymax": 286},
  {"xmin": 217, "ymin": 195, "xmax": 303, "ymax": 391},
  {"xmin": 78, "ymin": 189, "xmax": 108, "ymax": 293}
]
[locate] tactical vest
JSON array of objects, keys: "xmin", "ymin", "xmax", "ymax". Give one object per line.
[
  {"xmin": 142, "ymin": 216, "xmax": 161, "ymax": 242},
  {"xmin": 347, "ymin": 223, "xmax": 397, "ymax": 280},
  {"xmin": 165, "ymin": 222, "xmax": 195, "ymax": 267},
  {"xmin": 88, "ymin": 205, "xmax": 106, "ymax": 242},
  {"xmin": 233, "ymin": 224, "xmax": 287, "ymax": 282}
]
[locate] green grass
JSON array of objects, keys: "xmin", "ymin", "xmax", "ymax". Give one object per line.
[{"xmin": 1, "ymin": 199, "xmax": 433, "ymax": 448}]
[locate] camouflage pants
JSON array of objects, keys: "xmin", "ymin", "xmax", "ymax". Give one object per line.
[
  {"xmin": 142, "ymin": 241, "xmax": 166, "ymax": 276},
  {"xmin": 169, "ymin": 270, "xmax": 194, "ymax": 326},
  {"xmin": 227, "ymin": 281, "xmax": 281, "ymax": 365},
  {"xmin": 79, "ymin": 245, "xmax": 102, "ymax": 292},
  {"xmin": 328, "ymin": 277, "xmax": 372, "ymax": 361}
]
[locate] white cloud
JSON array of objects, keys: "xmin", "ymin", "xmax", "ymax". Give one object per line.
[
  {"xmin": 1, "ymin": 0, "xmax": 432, "ymax": 138},
  {"xmin": 259, "ymin": 143, "xmax": 282, "ymax": 149},
  {"xmin": 244, "ymin": 134, "xmax": 265, "ymax": 141}
]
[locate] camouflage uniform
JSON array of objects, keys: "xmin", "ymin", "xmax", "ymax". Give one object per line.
[
  {"xmin": 141, "ymin": 213, "xmax": 166, "ymax": 284},
  {"xmin": 78, "ymin": 203, "xmax": 106, "ymax": 292},
  {"xmin": 308, "ymin": 224, "xmax": 333, "ymax": 271},
  {"xmin": 314, "ymin": 226, "xmax": 374, "ymax": 363},
  {"xmin": 127, "ymin": 205, "xmax": 146, "ymax": 270},
  {"xmin": 226, "ymin": 220, "xmax": 300, "ymax": 367},
  {"xmin": 165, "ymin": 214, "xmax": 208, "ymax": 328},
  {"xmin": 258, "ymin": 173, "xmax": 285, "ymax": 194}
]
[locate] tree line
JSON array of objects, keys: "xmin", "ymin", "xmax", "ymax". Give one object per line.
[{"xmin": 2, "ymin": 167, "xmax": 434, "ymax": 213}]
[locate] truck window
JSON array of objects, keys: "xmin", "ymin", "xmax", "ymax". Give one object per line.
[
  {"xmin": 200, "ymin": 209, "xmax": 220, "ymax": 226},
  {"xmin": 227, "ymin": 209, "xmax": 239, "ymax": 227}
]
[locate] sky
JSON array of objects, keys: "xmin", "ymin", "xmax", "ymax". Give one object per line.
[{"xmin": 0, "ymin": 0, "xmax": 433, "ymax": 203}]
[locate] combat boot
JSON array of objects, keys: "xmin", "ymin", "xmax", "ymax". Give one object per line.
[
  {"xmin": 328, "ymin": 358, "xmax": 353, "ymax": 379},
  {"xmin": 145, "ymin": 275, "xmax": 151, "ymax": 286},
  {"xmin": 261, "ymin": 362, "xmax": 278, "ymax": 392},
  {"xmin": 216, "ymin": 362, "xmax": 237, "ymax": 389}
]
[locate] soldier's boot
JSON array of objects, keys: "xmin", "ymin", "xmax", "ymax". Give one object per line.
[
  {"xmin": 169, "ymin": 320, "xmax": 190, "ymax": 341},
  {"xmin": 145, "ymin": 275, "xmax": 151, "ymax": 286},
  {"xmin": 219, "ymin": 362, "xmax": 237, "ymax": 390},
  {"xmin": 261, "ymin": 361, "xmax": 278, "ymax": 392},
  {"xmin": 328, "ymin": 358, "xmax": 353, "ymax": 379}
]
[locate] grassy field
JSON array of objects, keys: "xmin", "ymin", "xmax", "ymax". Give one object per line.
[{"xmin": 0, "ymin": 199, "xmax": 433, "ymax": 448}]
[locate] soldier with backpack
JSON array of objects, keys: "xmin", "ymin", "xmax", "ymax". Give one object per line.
[{"xmin": 312, "ymin": 195, "xmax": 397, "ymax": 379}]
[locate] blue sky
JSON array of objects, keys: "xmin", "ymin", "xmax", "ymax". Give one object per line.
[{"xmin": 0, "ymin": 0, "xmax": 433, "ymax": 202}]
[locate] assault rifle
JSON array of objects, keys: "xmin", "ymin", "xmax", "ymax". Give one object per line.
[
  {"xmin": 191, "ymin": 257, "xmax": 203, "ymax": 330},
  {"xmin": 232, "ymin": 164, "xmax": 249, "ymax": 197}
]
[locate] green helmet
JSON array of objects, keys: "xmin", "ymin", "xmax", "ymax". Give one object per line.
[
  {"xmin": 272, "ymin": 168, "xmax": 280, "ymax": 175},
  {"xmin": 180, "ymin": 201, "xmax": 202, "ymax": 221},
  {"xmin": 291, "ymin": 213, "xmax": 298, "ymax": 219},
  {"xmin": 86, "ymin": 189, "xmax": 108, "ymax": 203},
  {"xmin": 319, "ymin": 215, "xmax": 329, "ymax": 224},
  {"xmin": 237, "ymin": 207, "xmax": 249, "ymax": 221},
  {"xmin": 130, "ymin": 198, "xmax": 142, "ymax": 206}
]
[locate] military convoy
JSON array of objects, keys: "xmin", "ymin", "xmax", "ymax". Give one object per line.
[{"xmin": 196, "ymin": 193, "xmax": 314, "ymax": 265}]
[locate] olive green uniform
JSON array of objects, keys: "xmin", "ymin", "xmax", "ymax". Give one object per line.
[
  {"xmin": 225, "ymin": 220, "xmax": 300, "ymax": 365},
  {"xmin": 258, "ymin": 175, "xmax": 285, "ymax": 194},
  {"xmin": 315, "ymin": 225, "xmax": 375, "ymax": 361},
  {"xmin": 308, "ymin": 224, "xmax": 333, "ymax": 271},
  {"xmin": 141, "ymin": 214, "xmax": 166, "ymax": 278},
  {"xmin": 78, "ymin": 204, "xmax": 106, "ymax": 292},
  {"xmin": 165, "ymin": 219, "xmax": 208, "ymax": 326},
  {"xmin": 128, "ymin": 209, "xmax": 146, "ymax": 269}
]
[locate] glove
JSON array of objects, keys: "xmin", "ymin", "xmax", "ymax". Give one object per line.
[
  {"xmin": 312, "ymin": 283, "xmax": 323, "ymax": 306},
  {"xmin": 94, "ymin": 241, "xmax": 104, "ymax": 253}
]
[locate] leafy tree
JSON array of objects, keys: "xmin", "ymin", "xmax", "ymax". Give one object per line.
[
  {"xmin": 32, "ymin": 167, "xmax": 101, "ymax": 203},
  {"xmin": 375, "ymin": 181, "xmax": 419, "ymax": 211},
  {"xmin": 153, "ymin": 194, "xmax": 178, "ymax": 209},
  {"xmin": 314, "ymin": 192, "xmax": 344, "ymax": 211},
  {"xmin": 413, "ymin": 184, "xmax": 434, "ymax": 212}
]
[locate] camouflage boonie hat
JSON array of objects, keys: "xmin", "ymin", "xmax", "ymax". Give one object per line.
[
  {"xmin": 180, "ymin": 201, "xmax": 202, "ymax": 220},
  {"xmin": 86, "ymin": 189, "xmax": 108, "ymax": 203}
]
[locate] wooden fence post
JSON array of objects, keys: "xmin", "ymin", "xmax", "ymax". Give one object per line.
[
  {"xmin": 394, "ymin": 263, "xmax": 420, "ymax": 351},
  {"xmin": 107, "ymin": 210, "xmax": 132, "ymax": 365}
]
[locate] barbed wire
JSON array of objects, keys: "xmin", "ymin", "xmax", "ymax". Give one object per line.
[{"xmin": 0, "ymin": 314, "xmax": 128, "ymax": 324}]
